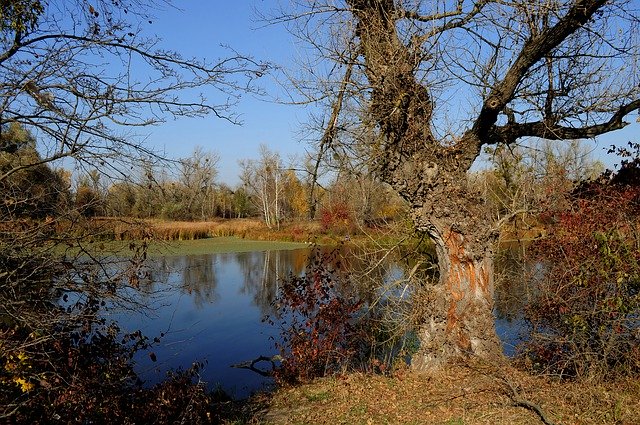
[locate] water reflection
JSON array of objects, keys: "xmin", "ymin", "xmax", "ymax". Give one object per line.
[
  {"xmin": 108, "ymin": 248, "xmax": 311, "ymax": 399},
  {"xmin": 107, "ymin": 245, "xmax": 526, "ymax": 399},
  {"xmin": 494, "ymin": 244, "xmax": 532, "ymax": 356}
]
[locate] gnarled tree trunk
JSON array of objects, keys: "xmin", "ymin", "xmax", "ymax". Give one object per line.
[
  {"xmin": 345, "ymin": 0, "xmax": 503, "ymax": 369},
  {"xmin": 341, "ymin": 0, "xmax": 638, "ymax": 370},
  {"xmin": 411, "ymin": 217, "xmax": 501, "ymax": 370}
]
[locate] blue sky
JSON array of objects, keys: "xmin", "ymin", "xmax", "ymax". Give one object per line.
[
  {"xmin": 137, "ymin": 1, "xmax": 638, "ymax": 185},
  {"xmin": 139, "ymin": 1, "xmax": 314, "ymax": 186}
]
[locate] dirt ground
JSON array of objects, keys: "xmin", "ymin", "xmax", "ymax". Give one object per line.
[{"xmin": 224, "ymin": 360, "xmax": 639, "ymax": 425}]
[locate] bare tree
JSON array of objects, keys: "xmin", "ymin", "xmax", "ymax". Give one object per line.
[
  {"xmin": 270, "ymin": 0, "xmax": 640, "ymax": 370},
  {"xmin": 178, "ymin": 147, "xmax": 220, "ymax": 220},
  {"xmin": 240, "ymin": 145, "xmax": 286, "ymax": 228},
  {"xmin": 0, "ymin": 2, "xmax": 266, "ymax": 419},
  {"xmin": 0, "ymin": 0, "xmax": 267, "ymax": 180}
]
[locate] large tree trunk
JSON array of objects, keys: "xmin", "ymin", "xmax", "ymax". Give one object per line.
[
  {"xmin": 411, "ymin": 220, "xmax": 502, "ymax": 370},
  {"xmin": 340, "ymin": 0, "xmax": 635, "ymax": 371},
  {"xmin": 345, "ymin": 0, "xmax": 505, "ymax": 369}
]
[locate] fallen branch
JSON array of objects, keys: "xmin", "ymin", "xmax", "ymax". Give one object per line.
[
  {"xmin": 231, "ymin": 355, "xmax": 282, "ymax": 377},
  {"xmin": 462, "ymin": 360, "xmax": 560, "ymax": 425},
  {"xmin": 501, "ymin": 376, "xmax": 560, "ymax": 425}
]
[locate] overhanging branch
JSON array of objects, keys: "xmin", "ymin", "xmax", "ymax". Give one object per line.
[
  {"xmin": 487, "ymin": 99, "xmax": 640, "ymax": 144},
  {"xmin": 469, "ymin": 0, "xmax": 609, "ymax": 142}
]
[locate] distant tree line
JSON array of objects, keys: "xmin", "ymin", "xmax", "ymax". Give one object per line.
[
  {"xmin": 67, "ymin": 143, "xmax": 407, "ymax": 230},
  {"xmin": 3, "ymin": 122, "xmax": 605, "ymax": 237}
]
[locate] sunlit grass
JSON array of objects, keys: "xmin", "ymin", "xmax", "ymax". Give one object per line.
[{"xmin": 111, "ymin": 218, "xmax": 266, "ymax": 241}]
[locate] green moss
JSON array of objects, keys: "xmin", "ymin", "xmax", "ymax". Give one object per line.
[{"xmin": 151, "ymin": 237, "xmax": 309, "ymax": 256}]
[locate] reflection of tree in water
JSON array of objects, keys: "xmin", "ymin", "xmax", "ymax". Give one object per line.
[
  {"xmin": 137, "ymin": 257, "xmax": 172, "ymax": 294},
  {"xmin": 236, "ymin": 249, "xmax": 310, "ymax": 317},
  {"xmin": 493, "ymin": 244, "xmax": 533, "ymax": 321},
  {"xmin": 132, "ymin": 246, "xmax": 442, "ymax": 322},
  {"xmin": 320, "ymin": 244, "xmax": 422, "ymax": 305},
  {"xmin": 178, "ymin": 254, "xmax": 219, "ymax": 309},
  {"xmin": 124, "ymin": 255, "xmax": 220, "ymax": 310},
  {"xmin": 241, "ymin": 245, "xmax": 417, "ymax": 315}
]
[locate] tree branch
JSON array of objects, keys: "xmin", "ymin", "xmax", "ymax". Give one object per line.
[
  {"xmin": 469, "ymin": 0, "xmax": 609, "ymax": 142},
  {"xmin": 488, "ymin": 99, "xmax": 640, "ymax": 144}
]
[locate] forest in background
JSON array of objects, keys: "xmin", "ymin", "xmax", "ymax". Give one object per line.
[{"xmin": 4, "ymin": 120, "xmax": 607, "ymax": 238}]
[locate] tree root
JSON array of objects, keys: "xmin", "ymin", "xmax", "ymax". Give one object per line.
[{"xmin": 511, "ymin": 397, "xmax": 558, "ymax": 425}]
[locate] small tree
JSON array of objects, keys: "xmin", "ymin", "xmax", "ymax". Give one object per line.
[
  {"xmin": 269, "ymin": 249, "xmax": 369, "ymax": 383},
  {"xmin": 240, "ymin": 145, "xmax": 286, "ymax": 228},
  {"xmin": 0, "ymin": 1, "xmax": 265, "ymax": 420},
  {"xmin": 176, "ymin": 147, "xmax": 220, "ymax": 220}
]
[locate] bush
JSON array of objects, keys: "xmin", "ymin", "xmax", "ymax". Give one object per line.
[
  {"xmin": 1, "ymin": 281, "xmax": 221, "ymax": 423},
  {"xmin": 319, "ymin": 202, "xmax": 355, "ymax": 235},
  {"xmin": 267, "ymin": 248, "xmax": 371, "ymax": 383},
  {"xmin": 521, "ymin": 176, "xmax": 640, "ymax": 379}
]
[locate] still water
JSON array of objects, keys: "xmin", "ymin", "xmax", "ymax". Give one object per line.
[
  {"xmin": 107, "ymin": 247, "xmax": 523, "ymax": 399},
  {"xmin": 109, "ymin": 249, "xmax": 309, "ymax": 399}
]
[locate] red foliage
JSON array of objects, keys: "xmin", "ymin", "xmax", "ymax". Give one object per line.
[
  {"xmin": 319, "ymin": 202, "xmax": 354, "ymax": 234},
  {"xmin": 267, "ymin": 249, "xmax": 369, "ymax": 383},
  {"xmin": 523, "ymin": 175, "xmax": 640, "ymax": 379}
]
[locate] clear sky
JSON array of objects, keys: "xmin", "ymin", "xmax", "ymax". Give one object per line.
[
  {"xmin": 137, "ymin": 1, "xmax": 638, "ymax": 186},
  {"xmin": 138, "ymin": 1, "xmax": 314, "ymax": 186}
]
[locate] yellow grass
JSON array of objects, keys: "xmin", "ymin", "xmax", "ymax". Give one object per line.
[
  {"xmin": 97, "ymin": 218, "xmax": 334, "ymax": 243},
  {"xmin": 148, "ymin": 218, "xmax": 264, "ymax": 240},
  {"xmin": 235, "ymin": 361, "xmax": 640, "ymax": 425},
  {"xmin": 94, "ymin": 218, "xmax": 265, "ymax": 241}
]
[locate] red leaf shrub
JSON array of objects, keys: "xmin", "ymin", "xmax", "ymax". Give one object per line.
[
  {"xmin": 268, "ymin": 249, "xmax": 370, "ymax": 383},
  {"xmin": 522, "ymin": 171, "xmax": 640, "ymax": 379},
  {"xmin": 319, "ymin": 202, "xmax": 355, "ymax": 235}
]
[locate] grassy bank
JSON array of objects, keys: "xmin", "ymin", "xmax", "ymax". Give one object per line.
[
  {"xmin": 100, "ymin": 218, "xmax": 267, "ymax": 241},
  {"xmin": 227, "ymin": 361, "xmax": 639, "ymax": 425}
]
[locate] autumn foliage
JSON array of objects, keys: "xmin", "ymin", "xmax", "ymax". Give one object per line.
[
  {"xmin": 268, "ymin": 248, "xmax": 370, "ymax": 383},
  {"xmin": 319, "ymin": 202, "xmax": 355, "ymax": 235},
  {"xmin": 522, "ymin": 152, "xmax": 640, "ymax": 379}
]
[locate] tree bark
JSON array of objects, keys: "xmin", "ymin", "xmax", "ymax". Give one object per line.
[
  {"xmin": 411, "ymin": 218, "xmax": 502, "ymax": 370},
  {"xmin": 341, "ymin": 0, "xmax": 636, "ymax": 370},
  {"xmin": 344, "ymin": 0, "xmax": 503, "ymax": 369}
]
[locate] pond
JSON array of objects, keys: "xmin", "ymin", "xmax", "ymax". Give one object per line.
[{"xmin": 105, "ymin": 245, "xmax": 525, "ymax": 399}]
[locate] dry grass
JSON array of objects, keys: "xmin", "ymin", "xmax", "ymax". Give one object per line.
[
  {"xmin": 66, "ymin": 217, "xmax": 402, "ymax": 246},
  {"xmin": 90, "ymin": 218, "xmax": 266, "ymax": 241},
  {"xmin": 241, "ymin": 361, "xmax": 640, "ymax": 425},
  {"xmin": 148, "ymin": 218, "xmax": 265, "ymax": 240},
  {"xmin": 84, "ymin": 217, "xmax": 336, "ymax": 242}
]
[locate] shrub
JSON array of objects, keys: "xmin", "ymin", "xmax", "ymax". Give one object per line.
[
  {"xmin": 319, "ymin": 202, "xmax": 355, "ymax": 235},
  {"xmin": 267, "ymin": 248, "xmax": 371, "ymax": 383},
  {"xmin": 521, "ymin": 176, "xmax": 640, "ymax": 379}
]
